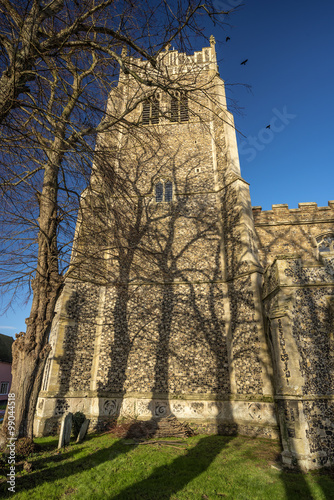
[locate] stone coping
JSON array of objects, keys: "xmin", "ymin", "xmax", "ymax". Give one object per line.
[
  {"xmin": 39, "ymin": 392, "xmax": 334, "ymax": 401},
  {"xmin": 38, "ymin": 391, "xmax": 275, "ymax": 402},
  {"xmin": 274, "ymin": 395, "xmax": 334, "ymax": 401},
  {"xmin": 254, "ymin": 218, "xmax": 334, "ymax": 227}
]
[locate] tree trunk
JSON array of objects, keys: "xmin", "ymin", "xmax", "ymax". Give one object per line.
[{"xmin": 0, "ymin": 147, "xmax": 63, "ymax": 446}]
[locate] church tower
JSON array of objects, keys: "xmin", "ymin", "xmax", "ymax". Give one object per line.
[{"xmin": 34, "ymin": 38, "xmax": 278, "ymax": 441}]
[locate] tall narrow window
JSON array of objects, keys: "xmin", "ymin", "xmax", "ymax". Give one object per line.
[
  {"xmin": 164, "ymin": 181, "xmax": 173, "ymax": 202},
  {"xmin": 142, "ymin": 97, "xmax": 160, "ymax": 125},
  {"xmin": 42, "ymin": 358, "xmax": 51, "ymax": 391},
  {"xmin": 180, "ymin": 93, "xmax": 189, "ymax": 122},
  {"xmin": 151, "ymin": 98, "xmax": 159, "ymax": 124},
  {"xmin": 170, "ymin": 91, "xmax": 189, "ymax": 122},
  {"xmin": 155, "ymin": 182, "xmax": 163, "ymax": 202},
  {"xmin": 142, "ymin": 100, "xmax": 150, "ymax": 125},
  {"xmin": 171, "ymin": 95, "xmax": 179, "ymax": 122}
]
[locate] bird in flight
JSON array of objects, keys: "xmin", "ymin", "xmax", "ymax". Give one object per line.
[
  {"xmin": 266, "ymin": 125, "xmax": 271, "ymax": 129},
  {"xmin": 226, "ymin": 37, "xmax": 230, "ymax": 42},
  {"xmin": 240, "ymin": 59, "xmax": 248, "ymax": 65}
]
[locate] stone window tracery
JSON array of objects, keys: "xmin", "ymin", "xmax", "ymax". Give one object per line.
[{"xmin": 316, "ymin": 234, "xmax": 334, "ymax": 254}]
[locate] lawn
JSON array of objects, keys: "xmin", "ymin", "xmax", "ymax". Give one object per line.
[{"xmin": 1, "ymin": 433, "xmax": 333, "ymax": 499}]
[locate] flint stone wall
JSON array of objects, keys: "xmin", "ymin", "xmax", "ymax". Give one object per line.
[{"xmin": 263, "ymin": 256, "xmax": 334, "ymax": 468}]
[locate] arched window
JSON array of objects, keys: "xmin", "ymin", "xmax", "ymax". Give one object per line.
[{"xmin": 155, "ymin": 181, "xmax": 173, "ymax": 203}]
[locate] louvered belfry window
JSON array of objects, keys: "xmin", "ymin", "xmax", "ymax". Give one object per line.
[
  {"xmin": 150, "ymin": 98, "xmax": 159, "ymax": 124},
  {"xmin": 180, "ymin": 93, "xmax": 189, "ymax": 121},
  {"xmin": 142, "ymin": 100, "xmax": 151, "ymax": 125},
  {"xmin": 142, "ymin": 95, "xmax": 160, "ymax": 125},
  {"xmin": 171, "ymin": 95, "xmax": 179, "ymax": 122},
  {"xmin": 170, "ymin": 91, "xmax": 189, "ymax": 122}
]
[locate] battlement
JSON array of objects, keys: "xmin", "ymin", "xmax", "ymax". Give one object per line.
[
  {"xmin": 252, "ymin": 201, "xmax": 334, "ymax": 225},
  {"xmin": 123, "ymin": 36, "xmax": 218, "ymax": 78}
]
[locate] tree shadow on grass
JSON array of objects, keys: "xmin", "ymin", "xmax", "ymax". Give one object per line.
[
  {"xmin": 112, "ymin": 434, "xmax": 234, "ymax": 500},
  {"xmin": 0, "ymin": 434, "xmax": 234, "ymax": 499},
  {"xmin": 280, "ymin": 465, "xmax": 334, "ymax": 500},
  {"xmin": 0, "ymin": 436, "xmax": 127, "ymax": 497}
]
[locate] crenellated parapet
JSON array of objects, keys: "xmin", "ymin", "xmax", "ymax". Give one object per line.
[
  {"xmin": 120, "ymin": 37, "xmax": 218, "ymax": 81},
  {"xmin": 252, "ymin": 202, "xmax": 334, "ymax": 268},
  {"xmin": 252, "ymin": 201, "xmax": 334, "ymax": 226}
]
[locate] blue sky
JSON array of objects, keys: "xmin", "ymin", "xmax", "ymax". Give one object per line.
[
  {"xmin": 1, "ymin": 0, "xmax": 333, "ymax": 337},
  {"xmin": 207, "ymin": 0, "xmax": 334, "ymax": 209}
]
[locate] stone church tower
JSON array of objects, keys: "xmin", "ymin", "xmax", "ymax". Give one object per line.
[{"xmin": 34, "ymin": 38, "xmax": 334, "ymax": 470}]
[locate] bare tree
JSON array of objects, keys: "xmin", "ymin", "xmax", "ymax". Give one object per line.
[{"xmin": 0, "ymin": 0, "xmax": 230, "ymax": 443}]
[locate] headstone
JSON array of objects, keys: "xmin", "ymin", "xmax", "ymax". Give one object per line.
[
  {"xmin": 58, "ymin": 412, "xmax": 73, "ymax": 449},
  {"xmin": 76, "ymin": 419, "xmax": 90, "ymax": 443}
]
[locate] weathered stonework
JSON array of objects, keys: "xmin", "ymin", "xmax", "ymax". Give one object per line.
[
  {"xmin": 34, "ymin": 40, "xmax": 333, "ymax": 471},
  {"xmin": 263, "ymin": 254, "xmax": 334, "ymax": 469}
]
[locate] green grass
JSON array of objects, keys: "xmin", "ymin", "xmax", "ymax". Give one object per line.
[{"xmin": 1, "ymin": 433, "xmax": 333, "ymax": 499}]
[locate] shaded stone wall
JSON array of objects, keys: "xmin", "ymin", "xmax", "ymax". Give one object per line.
[
  {"xmin": 95, "ymin": 283, "xmax": 229, "ymax": 396},
  {"xmin": 263, "ymin": 256, "xmax": 334, "ymax": 469},
  {"xmin": 58, "ymin": 284, "xmax": 99, "ymax": 393}
]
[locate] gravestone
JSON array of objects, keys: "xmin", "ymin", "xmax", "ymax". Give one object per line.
[
  {"xmin": 58, "ymin": 412, "xmax": 73, "ymax": 449},
  {"xmin": 76, "ymin": 419, "xmax": 90, "ymax": 443}
]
